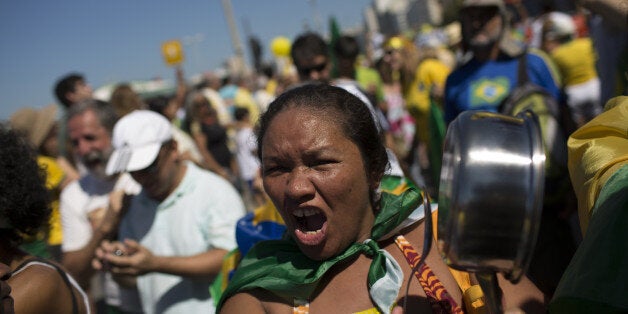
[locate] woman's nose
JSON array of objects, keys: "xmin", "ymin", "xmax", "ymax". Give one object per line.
[{"xmin": 285, "ymin": 168, "xmax": 315, "ymax": 201}]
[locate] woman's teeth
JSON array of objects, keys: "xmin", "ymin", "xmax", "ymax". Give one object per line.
[{"xmin": 293, "ymin": 208, "xmax": 320, "ymax": 217}]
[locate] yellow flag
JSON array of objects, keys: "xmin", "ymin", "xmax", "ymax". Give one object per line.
[
  {"xmin": 161, "ymin": 40, "xmax": 184, "ymax": 66},
  {"xmin": 568, "ymin": 96, "xmax": 628, "ymax": 234}
]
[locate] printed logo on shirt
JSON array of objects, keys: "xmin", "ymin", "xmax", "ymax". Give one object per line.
[{"xmin": 470, "ymin": 77, "xmax": 510, "ymax": 108}]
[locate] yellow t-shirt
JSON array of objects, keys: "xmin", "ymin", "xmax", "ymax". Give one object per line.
[
  {"xmin": 405, "ymin": 58, "xmax": 451, "ymax": 143},
  {"xmin": 551, "ymin": 38, "xmax": 598, "ymax": 87},
  {"xmin": 37, "ymin": 156, "xmax": 65, "ymax": 245}
]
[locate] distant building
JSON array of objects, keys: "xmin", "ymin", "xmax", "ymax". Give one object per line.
[{"xmin": 364, "ymin": 0, "xmax": 444, "ymax": 37}]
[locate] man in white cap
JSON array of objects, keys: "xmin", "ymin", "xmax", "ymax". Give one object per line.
[{"xmin": 95, "ymin": 110, "xmax": 246, "ymax": 314}]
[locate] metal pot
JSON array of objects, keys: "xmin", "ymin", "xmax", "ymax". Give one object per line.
[{"xmin": 437, "ymin": 110, "xmax": 545, "ymax": 283}]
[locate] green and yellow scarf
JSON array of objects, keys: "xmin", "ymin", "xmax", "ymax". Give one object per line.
[{"xmin": 216, "ymin": 187, "xmax": 423, "ymax": 313}]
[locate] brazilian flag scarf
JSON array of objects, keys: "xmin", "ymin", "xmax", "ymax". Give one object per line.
[{"xmin": 217, "ymin": 187, "xmax": 423, "ymax": 313}]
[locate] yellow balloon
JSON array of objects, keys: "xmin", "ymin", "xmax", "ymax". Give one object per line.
[{"xmin": 270, "ymin": 36, "xmax": 291, "ymax": 57}]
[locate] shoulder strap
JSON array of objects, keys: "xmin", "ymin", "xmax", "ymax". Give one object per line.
[
  {"xmin": 517, "ymin": 51, "xmax": 528, "ymax": 87},
  {"xmin": 14, "ymin": 257, "xmax": 79, "ymax": 314},
  {"xmin": 394, "ymin": 234, "xmax": 464, "ymax": 313}
]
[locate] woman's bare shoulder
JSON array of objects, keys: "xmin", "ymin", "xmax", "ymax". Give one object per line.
[{"xmin": 9, "ymin": 262, "xmax": 76, "ymax": 313}]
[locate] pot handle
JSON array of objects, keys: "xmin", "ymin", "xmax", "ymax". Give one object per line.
[{"xmin": 477, "ymin": 271, "xmax": 504, "ymax": 314}]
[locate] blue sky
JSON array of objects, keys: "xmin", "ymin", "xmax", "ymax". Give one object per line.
[{"xmin": 0, "ymin": 0, "xmax": 371, "ymax": 120}]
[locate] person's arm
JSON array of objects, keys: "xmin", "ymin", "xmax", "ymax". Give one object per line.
[
  {"xmin": 172, "ymin": 66, "xmax": 188, "ymax": 112},
  {"xmin": 101, "ymin": 239, "xmax": 228, "ymax": 282},
  {"xmin": 56, "ymin": 156, "xmax": 80, "ymax": 188},
  {"xmin": 220, "ymin": 291, "xmax": 267, "ymax": 314},
  {"xmin": 62, "ymin": 190, "xmax": 131, "ymax": 289},
  {"xmin": 497, "ymin": 273, "xmax": 546, "ymax": 313}
]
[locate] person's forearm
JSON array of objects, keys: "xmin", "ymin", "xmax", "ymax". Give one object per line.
[
  {"xmin": 112, "ymin": 273, "xmax": 137, "ymax": 289},
  {"xmin": 148, "ymin": 249, "xmax": 229, "ymax": 281},
  {"xmin": 63, "ymin": 228, "xmax": 110, "ymax": 289}
]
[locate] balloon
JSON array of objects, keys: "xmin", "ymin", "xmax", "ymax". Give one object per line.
[{"xmin": 270, "ymin": 36, "xmax": 291, "ymax": 57}]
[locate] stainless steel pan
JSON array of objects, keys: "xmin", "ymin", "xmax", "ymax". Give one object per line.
[{"xmin": 437, "ymin": 110, "xmax": 545, "ymax": 283}]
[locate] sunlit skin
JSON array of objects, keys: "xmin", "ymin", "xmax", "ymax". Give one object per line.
[
  {"xmin": 67, "ymin": 80, "xmax": 93, "ymax": 105},
  {"xmin": 67, "ymin": 109, "xmax": 112, "ymax": 178},
  {"xmin": 261, "ymin": 107, "xmax": 377, "ymax": 261},
  {"xmin": 130, "ymin": 142, "xmax": 186, "ymax": 202},
  {"xmin": 221, "ymin": 88, "xmax": 546, "ymax": 314}
]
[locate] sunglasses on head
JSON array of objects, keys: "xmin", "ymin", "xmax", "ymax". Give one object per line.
[{"xmin": 298, "ymin": 62, "xmax": 327, "ymax": 76}]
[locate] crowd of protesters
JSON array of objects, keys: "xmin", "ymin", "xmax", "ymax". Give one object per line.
[{"xmin": 1, "ymin": 0, "xmax": 627, "ymax": 313}]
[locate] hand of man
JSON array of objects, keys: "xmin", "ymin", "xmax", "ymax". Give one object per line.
[
  {"xmin": 97, "ymin": 190, "xmax": 132, "ymax": 236},
  {"xmin": 98, "ymin": 239, "xmax": 155, "ymax": 277},
  {"xmin": 93, "ymin": 240, "xmax": 139, "ymax": 288}
]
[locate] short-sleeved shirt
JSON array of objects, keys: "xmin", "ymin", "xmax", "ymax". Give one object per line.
[
  {"xmin": 444, "ymin": 50, "xmax": 561, "ymax": 124},
  {"xmin": 551, "ymin": 38, "xmax": 598, "ymax": 87},
  {"xmin": 235, "ymin": 126, "xmax": 259, "ymax": 182},
  {"xmin": 38, "ymin": 156, "xmax": 65, "ymax": 245},
  {"xmin": 119, "ymin": 162, "xmax": 246, "ymax": 314},
  {"xmin": 60, "ymin": 172, "xmax": 142, "ymax": 309}
]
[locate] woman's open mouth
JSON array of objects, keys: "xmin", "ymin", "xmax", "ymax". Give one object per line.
[{"xmin": 292, "ymin": 207, "xmax": 328, "ymax": 245}]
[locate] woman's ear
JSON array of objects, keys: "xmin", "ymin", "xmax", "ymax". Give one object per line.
[{"xmin": 169, "ymin": 140, "xmax": 181, "ymax": 161}]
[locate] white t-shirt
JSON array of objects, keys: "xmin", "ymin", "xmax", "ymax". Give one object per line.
[
  {"xmin": 119, "ymin": 162, "xmax": 246, "ymax": 314},
  {"xmin": 235, "ymin": 126, "xmax": 260, "ymax": 182},
  {"xmin": 60, "ymin": 173, "xmax": 142, "ymax": 311}
]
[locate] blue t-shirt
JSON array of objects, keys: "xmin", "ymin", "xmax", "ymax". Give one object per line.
[{"xmin": 444, "ymin": 51, "xmax": 561, "ymax": 124}]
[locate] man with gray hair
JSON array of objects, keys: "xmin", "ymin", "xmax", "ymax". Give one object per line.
[{"xmin": 60, "ymin": 99, "xmax": 143, "ymax": 313}]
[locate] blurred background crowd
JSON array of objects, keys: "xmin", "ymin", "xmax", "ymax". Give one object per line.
[{"xmin": 1, "ymin": 0, "xmax": 626, "ymax": 313}]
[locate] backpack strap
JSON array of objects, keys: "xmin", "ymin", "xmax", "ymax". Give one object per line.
[{"xmin": 517, "ymin": 51, "xmax": 528, "ymax": 87}]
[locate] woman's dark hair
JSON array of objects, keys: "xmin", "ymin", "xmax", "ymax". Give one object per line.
[
  {"xmin": 146, "ymin": 95, "xmax": 171, "ymax": 116},
  {"xmin": 256, "ymin": 84, "xmax": 389, "ymax": 184},
  {"xmin": 0, "ymin": 126, "xmax": 51, "ymax": 245},
  {"xmin": 234, "ymin": 107, "xmax": 250, "ymax": 122}
]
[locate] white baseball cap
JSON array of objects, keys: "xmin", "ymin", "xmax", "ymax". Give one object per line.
[
  {"xmin": 106, "ymin": 110, "xmax": 172, "ymax": 175},
  {"xmin": 545, "ymin": 12, "xmax": 576, "ymax": 40}
]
